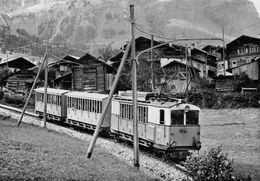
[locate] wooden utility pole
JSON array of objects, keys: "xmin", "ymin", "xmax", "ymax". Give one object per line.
[
  {"xmin": 43, "ymin": 40, "xmax": 48, "ymax": 128},
  {"xmin": 130, "ymin": 4, "xmax": 139, "ymax": 169},
  {"xmin": 150, "ymin": 35, "xmax": 154, "ymax": 92},
  {"xmin": 222, "ymin": 27, "xmax": 226, "ymax": 76},
  {"xmin": 185, "ymin": 45, "xmax": 189, "ymax": 99},
  {"xmin": 17, "ymin": 52, "xmax": 47, "ymax": 126},
  {"xmin": 86, "ymin": 40, "xmax": 132, "ymax": 158}
]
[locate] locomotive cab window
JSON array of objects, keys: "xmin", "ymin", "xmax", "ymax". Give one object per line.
[
  {"xmin": 160, "ymin": 109, "xmax": 165, "ymax": 125},
  {"xmin": 186, "ymin": 110, "xmax": 199, "ymax": 125},
  {"xmin": 171, "ymin": 110, "xmax": 184, "ymax": 125}
]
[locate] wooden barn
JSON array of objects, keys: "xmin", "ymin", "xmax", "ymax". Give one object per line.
[
  {"xmin": 71, "ymin": 53, "xmax": 115, "ymax": 93},
  {"xmin": 51, "ymin": 55, "xmax": 80, "ymax": 90},
  {"xmin": 0, "ymin": 57, "xmax": 36, "ymax": 94}
]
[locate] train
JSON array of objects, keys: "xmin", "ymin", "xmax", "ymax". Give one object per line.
[{"xmin": 35, "ymin": 88, "xmax": 201, "ymax": 159}]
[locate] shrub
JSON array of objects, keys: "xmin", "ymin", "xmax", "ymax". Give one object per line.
[
  {"xmin": 188, "ymin": 92, "xmax": 203, "ymax": 106},
  {"xmin": 184, "ymin": 146, "xmax": 233, "ymax": 181},
  {"xmin": 184, "ymin": 146, "xmax": 252, "ymax": 181},
  {"xmin": 3, "ymin": 94, "xmax": 25, "ymax": 107},
  {"xmin": 0, "ymin": 91, "xmax": 3, "ymax": 100}
]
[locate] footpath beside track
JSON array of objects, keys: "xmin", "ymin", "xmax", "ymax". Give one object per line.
[{"xmin": 0, "ymin": 103, "xmax": 191, "ymax": 181}]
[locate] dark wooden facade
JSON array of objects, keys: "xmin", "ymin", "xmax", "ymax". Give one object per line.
[
  {"xmin": 51, "ymin": 55, "xmax": 79, "ymax": 90},
  {"xmin": 72, "ymin": 53, "xmax": 115, "ymax": 93},
  {"xmin": 6, "ymin": 69, "xmax": 35, "ymax": 94},
  {"xmin": 0, "ymin": 57, "xmax": 36, "ymax": 94}
]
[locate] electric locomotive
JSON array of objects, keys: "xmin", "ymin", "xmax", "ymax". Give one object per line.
[{"xmin": 110, "ymin": 91, "xmax": 201, "ymax": 158}]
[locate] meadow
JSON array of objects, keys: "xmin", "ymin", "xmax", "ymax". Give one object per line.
[{"xmin": 200, "ymin": 108, "xmax": 260, "ymax": 180}]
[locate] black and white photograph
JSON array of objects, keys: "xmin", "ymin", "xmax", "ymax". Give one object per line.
[{"xmin": 0, "ymin": 0, "xmax": 259, "ymax": 180}]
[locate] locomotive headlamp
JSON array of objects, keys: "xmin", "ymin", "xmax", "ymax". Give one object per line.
[{"xmin": 184, "ymin": 105, "xmax": 190, "ymax": 112}]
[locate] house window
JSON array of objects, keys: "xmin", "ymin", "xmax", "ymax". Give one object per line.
[
  {"xmin": 250, "ymin": 47, "xmax": 254, "ymax": 53},
  {"xmin": 239, "ymin": 47, "xmax": 248, "ymax": 54},
  {"xmin": 255, "ymin": 46, "xmax": 259, "ymax": 52}
]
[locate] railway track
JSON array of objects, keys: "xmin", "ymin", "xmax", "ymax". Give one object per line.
[{"xmin": 0, "ymin": 103, "xmax": 192, "ymax": 180}]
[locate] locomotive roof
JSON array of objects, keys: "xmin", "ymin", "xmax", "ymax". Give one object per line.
[
  {"xmin": 34, "ymin": 87, "xmax": 69, "ymax": 95},
  {"xmin": 66, "ymin": 91, "xmax": 109, "ymax": 100},
  {"xmin": 114, "ymin": 98, "xmax": 200, "ymax": 110}
]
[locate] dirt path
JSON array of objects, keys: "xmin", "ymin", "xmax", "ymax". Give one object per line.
[{"xmin": 0, "ymin": 116, "xmax": 158, "ymax": 181}]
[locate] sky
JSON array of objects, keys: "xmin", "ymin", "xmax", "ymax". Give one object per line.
[{"xmin": 249, "ymin": 0, "xmax": 260, "ymax": 17}]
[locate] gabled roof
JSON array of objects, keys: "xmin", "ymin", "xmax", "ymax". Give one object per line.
[
  {"xmin": 50, "ymin": 54, "xmax": 80, "ymax": 67},
  {"xmin": 202, "ymin": 45, "xmax": 218, "ymax": 52},
  {"xmin": 109, "ymin": 36, "xmax": 181, "ymax": 64},
  {"xmin": 63, "ymin": 54, "xmax": 80, "ymax": 62},
  {"xmin": 227, "ymin": 35, "xmax": 260, "ymax": 49},
  {"xmin": 77, "ymin": 53, "xmax": 112, "ymax": 68},
  {"xmin": 191, "ymin": 48, "xmax": 208, "ymax": 55},
  {"xmin": 0, "ymin": 57, "xmax": 35, "ymax": 69},
  {"xmin": 162, "ymin": 59, "xmax": 200, "ymax": 72},
  {"xmin": 120, "ymin": 36, "xmax": 162, "ymax": 50}
]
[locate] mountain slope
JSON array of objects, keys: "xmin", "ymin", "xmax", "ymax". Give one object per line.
[{"xmin": 0, "ymin": 0, "xmax": 259, "ymax": 50}]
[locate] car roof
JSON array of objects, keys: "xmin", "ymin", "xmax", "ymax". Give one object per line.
[
  {"xmin": 66, "ymin": 91, "xmax": 109, "ymax": 100},
  {"xmin": 34, "ymin": 87, "xmax": 69, "ymax": 95}
]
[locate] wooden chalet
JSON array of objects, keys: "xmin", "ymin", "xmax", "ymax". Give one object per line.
[
  {"xmin": 110, "ymin": 36, "xmax": 211, "ymax": 92},
  {"xmin": 226, "ymin": 35, "xmax": 260, "ymax": 81},
  {"xmin": 158, "ymin": 58, "xmax": 200, "ymax": 93},
  {"xmin": 0, "ymin": 57, "xmax": 36, "ymax": 94},
  {"xmin": 110, "ymin": 36, "xmax": 185, "ymax": 90},
  {"xmin": 71, "ymin": 53, "xmax": 115, "ymax": 93},
  {"xmin": 51, "ymin": 54, "xmax": 80, "ymax": 90},
  {"xmin": 110, "ymin": 36, "xmax": 163, "ymax": 68}
]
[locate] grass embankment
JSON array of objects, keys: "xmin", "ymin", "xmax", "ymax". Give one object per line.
[{"xmin": 0, "ymin": 115, "xmax": 157, "ymax": 181}]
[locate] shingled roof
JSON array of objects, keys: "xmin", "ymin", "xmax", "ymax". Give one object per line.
[{"xmin": 0, "ymin": 57, "xmax": 35, "ymax": 70}]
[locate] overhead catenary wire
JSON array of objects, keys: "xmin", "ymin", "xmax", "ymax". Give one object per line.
[{"xmin": 134, "ymin": 23, "xmax": 224, "ymax": 45}]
